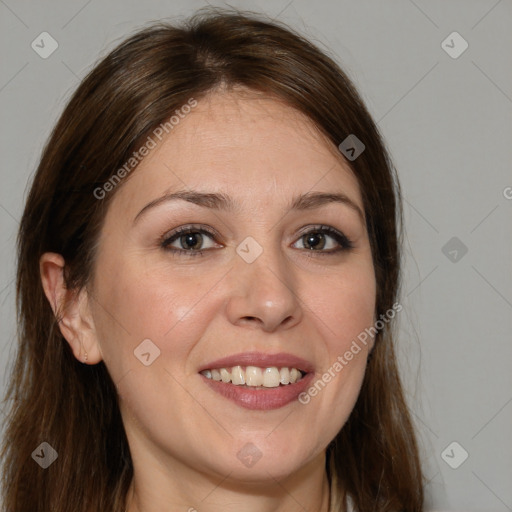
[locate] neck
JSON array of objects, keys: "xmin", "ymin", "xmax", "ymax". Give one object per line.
[{"xmin": 125, "ymin": 451, "xmax": 331, "ymax": 512}]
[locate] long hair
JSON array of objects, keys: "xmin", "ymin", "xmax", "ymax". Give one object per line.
[{"xmin": 1, "ymin": 7, "xmax": 423, "ymax": 511}]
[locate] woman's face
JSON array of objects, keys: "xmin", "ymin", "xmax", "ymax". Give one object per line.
[{"xmin": 88, "ymin": 91, "xmax": 376, "ymax": 483}]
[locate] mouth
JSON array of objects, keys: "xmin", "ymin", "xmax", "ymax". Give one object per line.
[{"xmin": 198, "ymin": 352, "xmax": 314, "ymax": 410}]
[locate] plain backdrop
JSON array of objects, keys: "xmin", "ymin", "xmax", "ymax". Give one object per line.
[{"xmin": 0, "ymin": 1, "xmax": 511, "ymax": 511}]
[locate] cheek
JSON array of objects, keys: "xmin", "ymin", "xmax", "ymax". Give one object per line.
[
  {"xmin": 92, "ymin": 264, "xmax": 223, "ymax": 432},
  {"xmin": 287, "ymin": 265, "xmax": 376, "ymax": 458},
  {"xmin": 307, "ymin": 262, "xmax": 377, "ymax": 358},
  {"xmin": 91, "ymin": 255, "xmax": 224, "ymax": 377}
]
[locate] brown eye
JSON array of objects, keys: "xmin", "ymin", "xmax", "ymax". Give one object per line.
[
  {"xmin": 302, "ymin": 232, "xmax": 327, "ymax": 250},
  {"xmin": 293, "ymin": 226, "xmax": 354, "ymax": 254},
  {"xmin": 177, "ymin": 232, "xmax": 204, "ymax": 250},
  {"xmin": 161, "ymin": 226, "xmax": 220, "ymax": 256}
]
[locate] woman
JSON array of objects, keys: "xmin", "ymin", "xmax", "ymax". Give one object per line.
[{"xmin": 1, "ymin": 7, "xmax": 424, "ymax": 512}]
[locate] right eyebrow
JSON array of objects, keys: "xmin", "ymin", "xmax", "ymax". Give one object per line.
[{"xmin": 133, "ymin": 190, "xmax": 236, "ymax": 225}]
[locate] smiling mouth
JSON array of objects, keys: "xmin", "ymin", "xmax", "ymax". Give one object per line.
[{"xmin": 200, "ymin": 365, "xmax": 306, "ymax": 388}]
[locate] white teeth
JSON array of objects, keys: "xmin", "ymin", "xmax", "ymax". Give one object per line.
[
  {"xmin": 279, "ymin": 367, "xmax": 290, "ymax": 385},
  {"xmin": 231, "ymin": 365, "xmax": 245, "ymax": 385},
  {"xmin": 245, "ymin": 366, "xmax": 263, "ymax": 386},
  {"xmin": 290, "ymin": 368, "xmax": 300, "ymax": 383},
  {"xmin": 220, "ymin": 368, "xmax": 231, "ymax": 383},
  {"xmin": 200, "ymin": 366, "xmax": 305, "ymax": 387},
  {"xmin": 263, "ymin": 367, "xmax": 281, "ymax": 387}
]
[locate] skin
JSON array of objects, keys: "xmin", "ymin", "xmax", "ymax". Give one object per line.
[{"xmin": 40, "ymin": 89, "xmax": 376, "ymax": 512}]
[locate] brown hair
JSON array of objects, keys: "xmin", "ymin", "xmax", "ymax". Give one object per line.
[{"xmin": 1, "ymin": 7, "xmax": 423, "ymax": 511}]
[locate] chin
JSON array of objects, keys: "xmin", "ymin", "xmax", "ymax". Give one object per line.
[
  {"xmin": 225, "ymin": 459, "xmax": 306, "ymax": 484},
  {"xmin": 195, "ymin": 446, "xmax": 313, "ymax": 485}
]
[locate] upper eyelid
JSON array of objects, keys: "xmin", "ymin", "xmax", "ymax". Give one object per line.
[{"xmin": 161, "ymin": 225, "xmax": 218, "ymax": 243}]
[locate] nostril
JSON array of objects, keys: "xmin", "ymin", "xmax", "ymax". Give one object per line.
[{"xmin": 241, "ymin": 316, "xmax": 260, "ymax": 322}]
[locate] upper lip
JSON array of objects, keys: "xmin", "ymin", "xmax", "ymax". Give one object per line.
[{"xmin": 199, "ymin": 351, "xmax": 315, "ymax": 374}]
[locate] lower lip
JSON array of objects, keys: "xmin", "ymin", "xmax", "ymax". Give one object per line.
[{"xmin": 200, "ymin": 373, "xmax": 314, "ymax": 410}]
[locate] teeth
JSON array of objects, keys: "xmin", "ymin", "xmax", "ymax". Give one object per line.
[
  {"xmin": 245, "ymin": 366, "xmax": 262, "ymax": 386},
  {"xmin": 200, "ymin": 366, "xmax": 305, "ymax": 387},
  {"xmin": 220, "ymin": 368, "xmax": 231, "ymax": 383},
  {"xmin": 231, "ymin": 365, "xmax": 245, "ymax": 385},
  {"xmin": 263, "ymin": 367, "xmax": 281, "ymax": 387}
]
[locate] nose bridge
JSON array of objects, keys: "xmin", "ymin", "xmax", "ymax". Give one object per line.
[{"xmin": 225, "ymin": 233, "xmax": 302, "ymax": 331}]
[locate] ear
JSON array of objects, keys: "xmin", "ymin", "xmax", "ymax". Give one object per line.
[{"xmin": 39, "ymin": 252, "xmax": 103, "ymax": 365}]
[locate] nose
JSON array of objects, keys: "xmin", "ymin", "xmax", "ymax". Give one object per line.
[{"xmin": 224, "ymin": 242, "xmax": 303, "ymax": 332}]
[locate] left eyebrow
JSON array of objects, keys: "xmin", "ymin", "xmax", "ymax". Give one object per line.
[
  {"xmin": 133, "ymin": 189, "xmax": 365, "ymax": 225},
  {"xmin": 290, "ymin": 192, "xmax": 365, "ymax": 223}
]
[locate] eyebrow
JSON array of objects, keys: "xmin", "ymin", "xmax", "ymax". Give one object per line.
[{"xmin": 133, "ymin": 189, "xmax": 365, "ymax": 225}]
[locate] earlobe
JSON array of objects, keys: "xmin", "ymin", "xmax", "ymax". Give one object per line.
[{"xmin": 39, "ymin": 252, "xmax": 103, "ymax": 365}]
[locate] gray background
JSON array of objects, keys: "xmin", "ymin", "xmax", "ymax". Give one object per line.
[{"xmin": 1, "ymin": 1, "xmax": 511, "ymax": 510}]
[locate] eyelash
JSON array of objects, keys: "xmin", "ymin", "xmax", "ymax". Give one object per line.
[{"xmin": 160, "ymin": 224, "xmax": 354, "ymax": 257}]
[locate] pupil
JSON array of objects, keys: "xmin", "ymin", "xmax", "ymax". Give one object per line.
[{"xmin": 305, "ymin": 232, "xmax": 325, "ymax": 250}]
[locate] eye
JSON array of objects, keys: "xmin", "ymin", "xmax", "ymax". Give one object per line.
[
  {"xmin": 292, "ymin": 225, "xmax": 354, "ymax": 254},
  {"xmin": 160, "ymin": 225, "xmax": 220, "ymax": 256},
  {"xmin": 160, "ymin": 224, "xmax": 354, "ymax": 257}
]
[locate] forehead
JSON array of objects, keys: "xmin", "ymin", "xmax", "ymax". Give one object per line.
[{"xmin": 110, "ymin": 90, "xmax": 363, "ymax": 217}]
